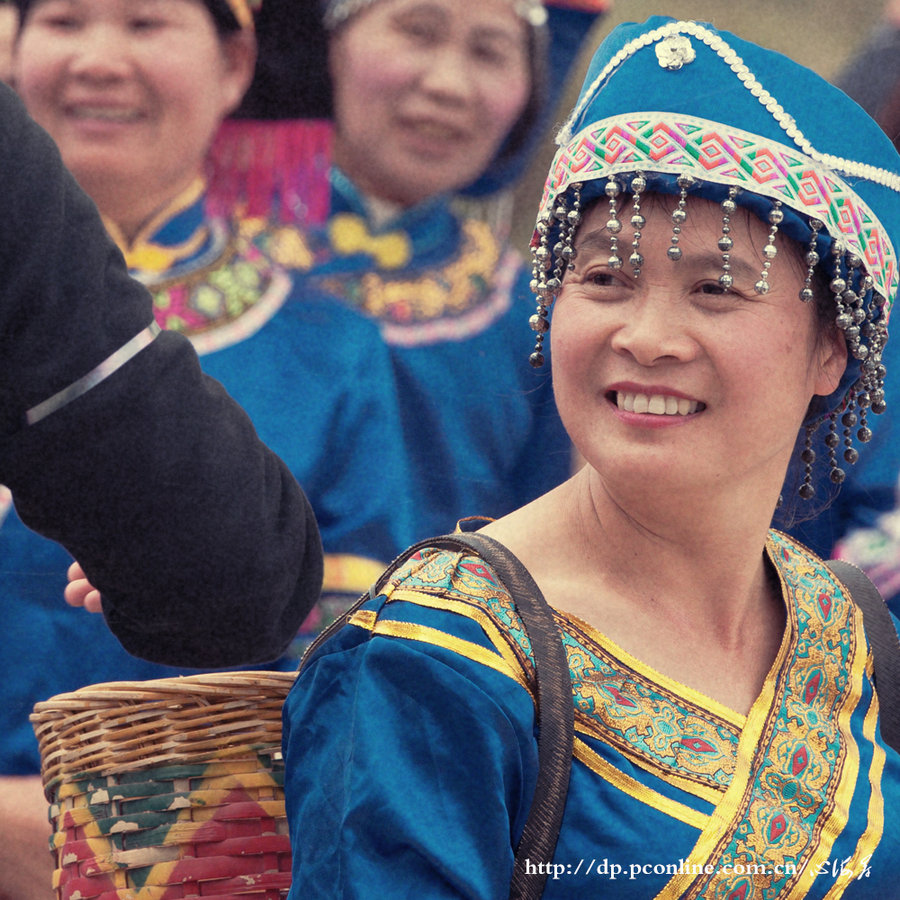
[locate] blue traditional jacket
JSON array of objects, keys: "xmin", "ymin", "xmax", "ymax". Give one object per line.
[
  {"xmin": 284, "ymin": 529, "xmax": 900, "ymax": 899},
  {"xmin": 296, "ymin": 171, "xmax": 572, "ymax": 544}
]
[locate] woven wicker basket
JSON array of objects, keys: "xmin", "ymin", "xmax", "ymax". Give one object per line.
[{"xmin": 30, "ymin": 671, "xmax": 297, "ymax": 899}]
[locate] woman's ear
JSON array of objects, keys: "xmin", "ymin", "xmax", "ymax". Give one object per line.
[
  {"xmin": 219, "ymin": 30, "xmax": 257, "ymax": 116},
  {"xmin": 813, "ymin": 323, "xmax": 848, "ymax": 398}
]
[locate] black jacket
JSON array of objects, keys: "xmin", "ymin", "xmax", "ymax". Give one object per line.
[{"xmin": 0, "ymin": 84, "xmax": 322, "ymax": 667}]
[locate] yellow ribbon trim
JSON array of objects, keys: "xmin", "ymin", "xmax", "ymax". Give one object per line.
[
  {"xmin": 385, "ymin": 588, "xmax": 532, "ymax": 687},
  {"xmin": 365, "ymin": 618, "xmax": 527, "ymax": 690},
  {"xmin": 349, "ymin": 608, "xmax": 378, "ymax": 631},
  {"xmin": 822, "ymin": 659, "xmax": 885, "ymax": 899},
  {"xmin": 574, "ymin": 737, "xmax": 709, "ymax": 831}
]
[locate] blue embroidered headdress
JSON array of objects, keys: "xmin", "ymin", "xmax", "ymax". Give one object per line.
[{"xmin": 529, "ymin": 17, "xmax": 900, "ymax": 495}]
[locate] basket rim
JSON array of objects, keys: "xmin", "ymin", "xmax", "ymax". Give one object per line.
[
  {"xmin": 30, "ymin": 671, "xmax": 298, "ymax": 718},
  {"xmin": 30, "ymin": 672, "xmax": 296, "ymax": 795}
]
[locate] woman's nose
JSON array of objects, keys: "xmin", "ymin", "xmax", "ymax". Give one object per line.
[
  {"xmin": 417, "ymin": 45, "xmax": 474, "ymax": 103},
  {"xmin": 68, "ymin": 27, "xmax": 131, "ymax": 80},
  {"xmin": 609, "ymin": 295, "xmax": 698, "ymax": 366}
]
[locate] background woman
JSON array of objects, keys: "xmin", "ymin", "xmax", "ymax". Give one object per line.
[
  {"xmin": 283, "ymin": 0, "xmax": 609, "ymax": 623},
  {"xmin": 284, "ymin": 17, "xmax": 900, "ymax": 897},
  {"xmin": 0, "ymin": 74, "xmax": 321, "ymax": 898},
  {"xmin": 0, "ymin": 0, "xmax": 402, "ymax": 895}
]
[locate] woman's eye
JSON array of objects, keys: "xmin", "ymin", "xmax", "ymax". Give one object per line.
[
  {"xmin": 394, "ymin": 16, "xmax": 439, "ymax": 44},
  {"xmin": 697, "ymin": 280, "xmax": 748, "ymax": 300},
  {"xmin": 698, "ymin": 282, "xmax": 730, "ymax": 295},
  {"xmin": 694, "ymin": 281, "xmax": 750, "ymax": 311},
  {"xmin": 129, "ymin": 15, "xmax": 165, "ymax": 30},
  {"xmin": 587, "ymin": 271, "xmax": 618, "ymax": 288},
  {"xmin": 471, "ymin": 40, "xmax": 511, "ymax": 67},
  {"xmin": 31, "ymin": 9, "xmax": 81, "ymax": 29}
]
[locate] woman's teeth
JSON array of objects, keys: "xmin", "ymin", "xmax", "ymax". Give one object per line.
[
  {"xmin": 71, "ymin": 107, "xmax": 140, "ymax": 122},
  {"xmin": 616, "ymin": 392, "xmax": 700, "ymax": 416}
]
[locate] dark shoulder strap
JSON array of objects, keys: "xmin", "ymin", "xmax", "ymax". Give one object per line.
[
  {"xmin": 827, "ymin": 559, "xmax": 900, "ymax": 752},
  {"xmin": 298, "ymin": 533, "xmax": 456, "ymax": 670},
  {"xmin": 443, "ymin": 532, "xmax": 573, "ymax": 900}
]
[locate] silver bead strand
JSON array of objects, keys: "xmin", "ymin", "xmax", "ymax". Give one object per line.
[
  {"xmin": 799, "ymin": 219, "xmax": 822, "ymax": 302},
  {"xmin": 718, "ymin": 187, "xmax": 739, "ymax": 289},
  {"xmin": 529, "ymin": 216, "xmax": 554, "ymax": 368},
  {"xmin": 629, "ymin": 172, "xmax": 647, "ymax": 277},
  {"xmin": 605, "ymin": 178, "xmax": 623, "ymax": 270},
  {"xmin": 668, "ymin": 174, "xmax": 693, "ymax": 261},
  {"xmin": 564, "ymin": 183, "xmax": 583, "ymax": 273},
  {"xmin": 755, "ymin": 201, "xmax": 783, "ymax": 295}
]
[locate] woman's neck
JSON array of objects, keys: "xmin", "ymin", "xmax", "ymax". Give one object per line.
[
  {"xmin": 80, "ymin": 172, "xmax": 205, "ymax": 247},
  {"xmin": 586, "ymin": 470, "xmax": 773, "ymax": 620},
  {"xmin": 360, "ymin": 193, "xmax": 405, "ymax": 229},
  {"xmin": 483, "ymin": 469, "xmax": 788, "ymax": 715},
  {"xmin": 487, "ymin": 465, "xmax": 780, "ymax": 636},
  {"xmin": 99, "ymin": 178, "xmax": 207, "ymax": 258}
]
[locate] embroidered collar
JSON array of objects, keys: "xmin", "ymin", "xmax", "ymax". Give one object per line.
[{"xmin": 329, "ymin": 168, "xmax": 460, "ymax": 265}]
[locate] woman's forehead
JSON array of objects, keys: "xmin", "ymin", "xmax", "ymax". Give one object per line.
[
  {"xmin": 347, "ymin": 0, "xmax": 528, "ymax": 36},
  {"xmin": 578, "ymin": 192, "xmax": 772, "ymax": 243},
  {"xmin": 574, "ymin": 192, "xmax": 809, "ymax": 276}
]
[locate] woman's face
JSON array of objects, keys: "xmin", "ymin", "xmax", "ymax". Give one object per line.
[
  {"xmin": 329, "ymin": 0, "xmax": 531, "ymax": 207},
  {"xmin": 13, "ymin": 0, "xmax": 254, "ymax": 235},
  {"xmin": 550, "ymin": 193, "xmax": 847, "ymax": 507}
]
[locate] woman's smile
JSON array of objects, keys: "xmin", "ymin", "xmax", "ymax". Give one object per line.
[{"xmin": 609, "ymin": 388, "xmax": 705, "ymax": 417}]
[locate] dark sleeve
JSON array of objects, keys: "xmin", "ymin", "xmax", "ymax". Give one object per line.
[{"xmin": 0, "ymin": 83, "xmax": 323, "ymax": 667}]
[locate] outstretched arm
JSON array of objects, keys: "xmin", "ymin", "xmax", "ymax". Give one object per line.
[{"xmin": 0, "ymin": 84, "xmax": 322, "ymax": 667}]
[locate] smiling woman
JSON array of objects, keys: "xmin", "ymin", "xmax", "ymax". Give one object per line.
[
  {"xmin": 261, "ymin": 0, "xmax": 609, "ymax": 651},
  {"xmin": 283, "ymin": 15, "xmax": 900, "ymax": 899},
  {"xmin": 328, "ymin": 0, "xmax": 532, "ymax": 206},
  {"xmin": 551, "ymin": 197, "xmax": 846, "ymax": 509},
  {"xmin": 14, "ymin": 0, "xmax": 255, "ymax": 239}
]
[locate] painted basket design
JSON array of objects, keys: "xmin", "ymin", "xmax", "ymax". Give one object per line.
[{"xmin": 30, "ymin": 672, "xmax": 296, "ymax": 899}]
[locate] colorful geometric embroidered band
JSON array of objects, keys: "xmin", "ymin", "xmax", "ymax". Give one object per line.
[
  {"xmin": 25, "ymin": 323, "xmax": 162, "ymax": 427},
  {"xmin": 539, "ymin": 112, "xmax": 899, "ymax": 312}
]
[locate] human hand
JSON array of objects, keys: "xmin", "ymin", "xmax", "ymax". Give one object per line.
[{"xmin": 65, "ymin": 561, "xmax": 102, "ymax": 613}]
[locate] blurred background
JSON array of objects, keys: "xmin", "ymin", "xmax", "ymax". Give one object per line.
[{"xmin": 0, "ymin": 0, "xmax": 890, "ymax": 246}]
